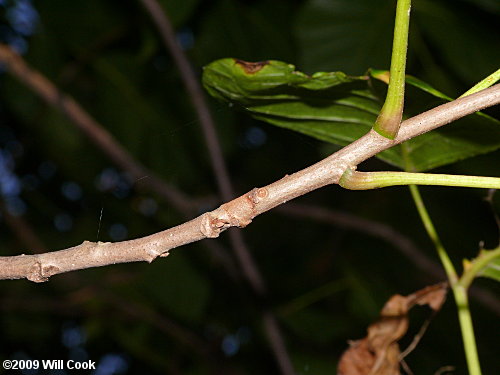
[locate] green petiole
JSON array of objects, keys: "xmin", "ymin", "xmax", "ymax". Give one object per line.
[
  {"xmin": 339, "ymin": 167, "xmax": 500, "ymax": 190},
  {"xmin": 409, "ymin": 185, "xmax": 482, "ymax": 375},
  {"xmin": 373, "ymin": 0, "xmax": 411, "ymax": 139},
  {"xmin": 408, "ymin": 185, "xmax": 457, "ymax": 283},
  {"xmin": 459, "ymin": 246, "xmax": 500, "ymax": 290},
  {"xmin": 460, "ymin": 68, "xmax": 500, "ymax": 98},
  {"xmin": 453, "ymin": 286, "xmax": 482, "ymax": 375}
]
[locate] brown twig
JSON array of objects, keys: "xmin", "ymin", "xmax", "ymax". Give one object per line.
[
  {"xmin": 138, "ymin": 0, "xmax": 269, "ymax": 294},
  {"xmin": 0, "ymin": 44, "xmax": 193, "ymax": 214},
  {"xmin": 137, "ymin": 1, "xmax": 292, "ymax": 372},
  {"xmin": 0, "ymin": 84, "xmax": 498, "ymax": 282},
  {"xmin": 137, "ymin": 0, "xmax": 267, "ymax": 298},
  {"xmin": 1, "ymin": 39, "xmax": 500, "ymax": 373},
  {"xmin": 0, "ymin": 40, "xmax": 246, "ymax": 307},
  {"xmin": 0, "ymin": 199, "xmax": 216, "ymax": 365}
]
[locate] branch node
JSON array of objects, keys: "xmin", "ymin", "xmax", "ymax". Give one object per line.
[
  {"xmin": 339, "ymin": 166, "xmax": 359, "ymax": 190},
  {"xmin": 145, "ymin": 245, "xmax": 169, "ymax": 261},
  {"xmin": 27, "ymin": 260, "xmax": 57, "ymax": 283},
  {"xmin": 221, "ymin": 200, "xmax": 253, "ymax": 228},
  {"xmin": 248, "ymin": 187, "xmax": 269, "ymax": 204},
  {"xmin": 200, "ymin": 213, "xmax": 225, "ymax": 238}
]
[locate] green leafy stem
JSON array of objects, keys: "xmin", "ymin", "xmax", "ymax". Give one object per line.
[
  {"xmin": 200, "ymin": 0, "xmax": 500, "ymax": 371},
  {"xmin": 339, "ymin": 167, "xmax": 500, "ymax": 190},
  {"xmin": 373, "ymin": 0, "xmax": 411, "ymax": 139},
  {"xmin": 407, "ymin": 185, "xmax": 500, "ymax": 375},
  {"xmin": 460, "ymin": 68, "xmax": 500, "ymax": 98},
  {"xmin": 342, "ymin": 61, "xmax": 500, "ymax": 375},
  {"xmin": 460, "ymin": 246, "xmax": 500, "ymax": 289}
]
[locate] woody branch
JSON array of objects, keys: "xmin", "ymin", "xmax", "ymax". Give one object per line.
[{"xmin": 0, "ymin": 82, "xmax": 499, "ymax": 282}]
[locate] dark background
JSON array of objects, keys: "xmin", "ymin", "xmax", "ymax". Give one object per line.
[{"xmin": 1, "ymin": 0, "xmax": 499, "ymax": 374}]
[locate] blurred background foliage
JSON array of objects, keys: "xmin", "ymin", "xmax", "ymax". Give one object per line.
[{"xmin": 0, "ymin": 0, "xmax": 499, "ymax": 374}]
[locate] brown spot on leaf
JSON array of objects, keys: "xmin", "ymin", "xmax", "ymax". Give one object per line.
[{"xmin": 234, "ymin": 59, "xmax": 269, "ymax": 74}]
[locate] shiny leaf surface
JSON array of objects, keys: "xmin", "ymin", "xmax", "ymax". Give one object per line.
[{"xmin": 204, "ymin": 58, "xmax": 500, "ymax": 171}]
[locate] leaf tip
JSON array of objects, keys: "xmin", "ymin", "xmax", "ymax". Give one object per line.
[{"xmin": 371, "ymin": 69, "xmax": 391, "ymax": 84}]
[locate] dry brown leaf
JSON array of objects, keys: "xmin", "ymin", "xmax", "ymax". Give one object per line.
[{"xmin": 337, "ymin": 283, "xmax": 448, "ymax": 375}]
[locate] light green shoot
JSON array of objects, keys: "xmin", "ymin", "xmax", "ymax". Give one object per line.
[
  {"xmin": 339, "ymin": 2, "xmax": 498, "ymax": 374},
  {"xmin": 339, "ymin": 167, "xmax": 500, "ymax": 190},
  {"xmin": 460, "ymin": 68, "xmax": 500, "ymax": 98},
  {"xmin": 373, "ymin": 0, "xmax": 411, "ymax": 139},
  {"xmin": 409, "ymin": 185, "xmax": 483, "ymax": 375}
]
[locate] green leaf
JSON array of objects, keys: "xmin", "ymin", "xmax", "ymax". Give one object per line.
[
  {"xmin": 203, "ymin": 57, "xmax": 383, "ymax": 149},
  {"xmin": 295, "ymin": 0, "xmax": 500, "ymax": 88},
  {"xmin": 413, "ymin": 0, "xmax": 500, "ymax": 84},
  {"xmin": 291, "ymin": 353, "xmax": 339, "ymax": 375},
  {"xmin": 282, "ymin": 308, "xmax": 351, "ymax": 343},
  {"xmin": 371, "ymin": 69, "xmax": 452, "ymax": 101},
  {"xmin": 203, "ymin": 58, "xmax": 500, "ymax": 171},
  {"xmin": 193, "ymin": 0, "xmax": 296, "ymax": 67},
  {"xmin": 460, "ymin": 247, "xmax": 500, "ymax": 288},
  {"xmin": 295, "ymin": 0, "xmax": 395, "ymax": 74},
  {"xmin": 371, "ymin": 70, "xmax": 500, "ymax": 171},
  {"xmin": 36, "ymin": 0, "xmax": 124, "ymax": 53},
  {"xmin": 475, "ymin": 248, "xmax": 500, "ymax": 282},
  {"xmin": 203, "ymin": 58, "xmax": 368, "ymax": 101},
  {"xmin": 157, "ymin": 0, "xmax": 200, "ymax": 27},
  {"xmin": 137, "ymin": 254, "xmax": 211, "ymax": 322}
]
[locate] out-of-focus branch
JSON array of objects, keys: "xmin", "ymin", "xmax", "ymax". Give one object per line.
[
  {"xmin": 1, "ymin": 84, "xmax": 498, "ymax": 282},
  {"xmin": 0, "ymin": 44, "xmax": 193, "ymax": 214},
  {"xmin": 278, "ymin": 203, "xmax": 443, "ymax": 278},
  {"xmin": 100, "ymin": 290, "xmax": 214, "ymax": 359},
  {"xmin": 1, "ymin": 40, "xmax": 500, "ymax": 374},
  {"xmin": 278, "ymin": 203, "xmax": 500, "ymax": 316},
  {"xmin": 0, "ymin": 200, "xmax": 46, "ymax": 254},
  {"xmin": 138, "ymin": 0, "xmax": 266, "ymax": 298},
  {"xmin": 138, "ymin": 2, "xmax": 294, "ymax": 373},
  {"xmin": 0, "ymin": 44, "xmax": 238, "ymax": 278},
  {"xmin": 138, "ymin": 0, "xmax": 233, "ymax": 199}
]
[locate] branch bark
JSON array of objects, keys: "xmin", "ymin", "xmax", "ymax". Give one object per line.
[
  {"xmin": 0, "ymin": 44, "xmax": 193, "ymax": 213},
  {"xmin": 137, "ymin": 3, "xmax": 295, "ymax": 373},
  {"xmin": 1, "ymin": 84, "xmax": 499, "ymax": 282},
  {"xmin": 138, "ymin": 0, "xmax": 268, "ymax": 297}
]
